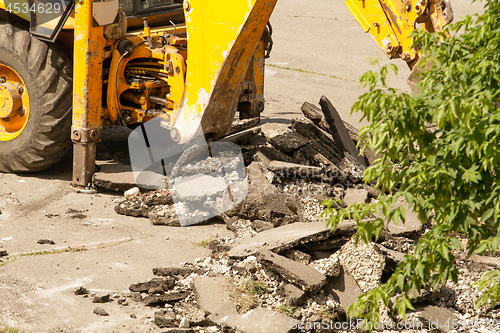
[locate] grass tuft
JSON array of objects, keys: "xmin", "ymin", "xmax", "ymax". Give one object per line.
[
  {"xmin": 193, "ymin": 237, "xmax": 213, "ymax": 248},
  {"xmin": 276, "ymin": 304, "xmax": 298, "ymax": 317},
  {"xmin": 232, "ymin": 276, "xmax": 269, "ymax": 313},
  {"xmin": 19, "ymin": 247, "xmax": 87, "ymax": 256}
]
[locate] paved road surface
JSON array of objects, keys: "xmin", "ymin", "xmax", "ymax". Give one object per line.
[{"xmin": 0, "ymin": 1, "xmax": 485, "ymax": 331}]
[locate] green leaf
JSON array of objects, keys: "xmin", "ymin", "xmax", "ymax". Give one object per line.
[
  {"xmin": 320, "ymin": 2, "xmax": 500, "ymax": 320},
  {"xmin": 481, "ymin": 208, "xmax": 494, "ymax": 222},
  {"xmin": 397, "ymin": 274, "xmax": 405, "ymax": 291},
  {"xmin": 450, "ymin": 238, "xmax": 462, "ymax": 250}
]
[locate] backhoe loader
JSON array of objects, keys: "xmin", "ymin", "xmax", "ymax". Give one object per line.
[{"xmin": 0, "ymin": 0, "xmax": 453, "ymax": 188}]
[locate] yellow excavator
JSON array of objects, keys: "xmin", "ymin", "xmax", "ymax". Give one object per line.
[{"xmin": 0, "ymin": 0, "xmax": 453, "ymax": 188}]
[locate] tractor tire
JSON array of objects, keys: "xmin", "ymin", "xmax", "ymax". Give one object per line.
[{"xmin": 0, "ymin": 22, "xmax": 73, "ymax": 172}]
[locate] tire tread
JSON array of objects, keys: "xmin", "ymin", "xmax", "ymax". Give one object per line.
[{"xmin": 0, "ymin": 22, "xmax": 73, "ymax": 173}]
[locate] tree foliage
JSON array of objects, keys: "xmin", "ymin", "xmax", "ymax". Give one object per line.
[{"xmin": 322, "ymin": 0, "xmax": 500, "ymax": 322}]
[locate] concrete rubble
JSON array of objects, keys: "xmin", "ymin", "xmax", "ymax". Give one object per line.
[{"xmin": 75, "ymin": 96, "xmax": 500, "ymax": 332}]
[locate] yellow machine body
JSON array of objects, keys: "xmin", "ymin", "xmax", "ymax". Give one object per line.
[
  {"xmin": 0, "ymin": 0, "xmax": 452, "ymax": 186},
  {"xmin": 345, "ymin": 0, "xmax": 453, "ymax": 65}
]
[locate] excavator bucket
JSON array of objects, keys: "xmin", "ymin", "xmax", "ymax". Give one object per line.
[
  {"xmin": 128, "ymin": 0, "xmax": 277, "ymax": 225},
  {"xmin": 168, "ymin": 0, "xmax": 277, "ymax": 144}
]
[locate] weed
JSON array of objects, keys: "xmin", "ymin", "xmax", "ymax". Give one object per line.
[
  {"xmin": 0, "ymin": 327, "xmax": 20, "ymax": 333},
  {"xmin": 319, "ymin": 307, "xmax": 341, "ymax": 321},
  {"xmin": 232, "ymin": 276, "xmax": 269, "ymax": 313},
  {"xmin": 0, "ymin": 247, "xmax": 87, "ymax": 267},
  {"xmin": 19, "ymin": 247, "xmax": 87, "ymax": 256},
  {"xmin": 193, "ymin": 237, "xmax": 213, "ymax": 248},
  {"xmin": 276, "ymin": 304, "xmax": 298, "ymax": 317}
]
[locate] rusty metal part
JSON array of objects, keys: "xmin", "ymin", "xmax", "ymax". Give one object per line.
[
  {"xmin": 73, "ymin": 142, "xmax": 97, "ymax": 188},
  {"xmin": 415, "ymin": 1, "xmax": 426, "ymax": 15},
  {"xmin": 429, "ymin": 0, "xmax": 454, "ymax": 31},
  {"xmin": 263, "ymin": 22, "xmax": 273, "ymax": 59},
  {"xmin": 149, "ymin": 95, "xmax": 167, "ymax": 105},
  {"xmin": 0, "ymin": 82, "xmax": 22, "ymax": 118},
  {"xmin": 71, "ymin": 127, "xmax": 102, "ymax": 143},
  {"xmin": 71, "ymin": 0, "xmax": 105, "ymax": 188}
]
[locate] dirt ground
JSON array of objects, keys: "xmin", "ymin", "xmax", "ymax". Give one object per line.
[{"xmin": 0, "ymin": 0, "xmax": 485, "ymax": 332}]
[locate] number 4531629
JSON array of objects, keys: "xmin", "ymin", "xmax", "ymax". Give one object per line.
[{"xmin": 6, "ymin": 2, "xmax": 61, "ymax": 14}]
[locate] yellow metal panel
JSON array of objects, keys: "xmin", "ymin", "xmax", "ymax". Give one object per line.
[
  {"xmin": 171, "ymin": 0, "xmax": 276, "ymax": 143},
  {"xmin": 72, "ymin": 0, "xmax": 105, "ymax": 129},
  {"xmin": 377, "ymin": 0, "xmax": 421, "ymax": 61},
  {"xmin": 345, "ymin": 0, "xmax": 401, "ymax": 58}
]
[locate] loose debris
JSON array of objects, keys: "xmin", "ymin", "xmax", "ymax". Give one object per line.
[
  {"xmin": 37, "ymin": 239, "xmax": 55, "ymax": 245},
  {"xmin": 91, "ymin": 96, "xmax": 500, "ymax": 332},
  {"xmin": 93, "ymin": 307, "xmax": 109, "ymax": 316},
  {"xmin": 74, "ymin": 286, "xmax": 89, "ymax": 295},
  {"xmin": 92, "ymin": 294, "xmax": 111, "ymax": 303}
]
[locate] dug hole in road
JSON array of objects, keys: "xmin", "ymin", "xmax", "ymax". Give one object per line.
[{"xmin": 0, "ymin": 0, "xmax": 483, "ymax": 332}]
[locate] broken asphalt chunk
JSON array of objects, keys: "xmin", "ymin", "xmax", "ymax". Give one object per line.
[
  {"xmin": 37, "ymin": 239, "xmax": 55, "ymax": 245},
  {"xmin": 153, "ymin": 267, "xmax": 201, "ymax": 277},
  {"xmin": 413, "ymin": 305, "xmax": 459, "ymax": 333},
  {"xmin": 258, "ymin": 249, "xmax": 327, "ymax": 292},
  {"xmin": 268, "ymin": 131, "xmax": 310, "ymax": 153},
  {"xmin": 74, "ymin": 286, "xmax": 89, "ymax": 295},
  {"xmin": 129, "ymin": 277, "xmax": 175, "ymax": 292},
  {"xmin": 194, "ymin": 277, "xmax": 295, "ymax": 333},
  {"xmin": 277, "ymin": 283, "xmax": 306, "ymax": 306},
  {"xmin": 92, "ymin": 294, "xmax": 110, "ymax": 303},
  {"xmin": 142, "ymin": 291, "xmax": 187, "ymax": 305},
  {"xmin": 325, "ymin": 265, "xmax": 363, "ymax": 310},
  {"xmin": 267, "ymin": 161, "xmax": 323, "ymax": 179},
  {"xmin": 227, "ymin": 221, "xmax": 356, "ymax": 259},
  {"xmin": 319, "ymin": 96, "xmax": 366, "ymax": 168},
  {"xmin": 291, "ymin": 118, "xmax": 343, "ymax": 163},
  {"xmin": 93, "ymin": 307, "xmax": 109, "ymax": 316}
]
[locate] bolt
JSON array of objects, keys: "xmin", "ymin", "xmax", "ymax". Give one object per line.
[
  {"xmin": 90, "ymin": 130, "xmax": 99, "ymax": 140},
  {"xmin": 73, "ymin": 130, "xmax": 81, "ymax": 140},
  {"xmin": 415, "ymin": 3, "xmax": 424, "ymax": 15},
  {"xmin": 255, "ymin": 100, "xmax": 265, "ymax": 112},
  {"xmin": 385, "ymin": 43, "xmax": 395, "ymax": 53},
  {"xmin": 183, "ymin": 1, "xmax": 190, "ymax": 11},
  {"xmin": 18, "ymin": 107, "xmax": 25, "ymax": 117},
  {"xmin": 372, "ymin": 22, "xmax": 379, "ymax": 28},
  {"xmin": 165, "ymin": 63, "xmax": 173, "ymax": 74},
  {"xmin": 0, "ymin": 77, "xmax": 6, "ymax": 83},
  {"xmin": 18, "ymin": 86, "xmax": 24, "ymax": 95},
  {"xmin": 404, "ymin": 2, "xmax": 411, "ymax": 11},
  {"xmin": 170, "ymin": 127, "xmax": 180, "ymax": 142},
  {"xmin": 175, "ymin": 67, "xmax": 181, "ymax": 74}
]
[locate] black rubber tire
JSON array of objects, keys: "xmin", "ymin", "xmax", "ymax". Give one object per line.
[{"xmin": 0, "ymin": 22, "xmax": 73, "ymax": 172}]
